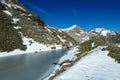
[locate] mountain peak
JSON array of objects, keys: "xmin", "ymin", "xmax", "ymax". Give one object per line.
[
  {"xmin": 62, "ymin": 24, "xmax": 81, "ymax": 32},
  {"xmin": 70, "ymin": 24, "xmax": 80, "ymax": 29},
  {"xmin": 62, "ymin": 25, "xmax": 90, "ymax": 43}
]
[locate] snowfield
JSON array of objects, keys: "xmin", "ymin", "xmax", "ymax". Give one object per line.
[
  {"xmin": 0, "ymin": 37, "xmax": 63, "ymax": 57},
  {"xmin": 54, "ymin": 46, "xmax": 120, "ymax": 80}
]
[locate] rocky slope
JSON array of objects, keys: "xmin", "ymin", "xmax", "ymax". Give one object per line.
[{"xmin": 0, "ymin": 0, "xmax": 77, "ymax": 52}]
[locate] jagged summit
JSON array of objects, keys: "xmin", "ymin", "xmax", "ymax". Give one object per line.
[
  {"xmin": 62, "ymin": 25, "xmax": 81, "ymax": 32},
  {"xmin": 62, "ymin": 25, "xmax": 90, "ymax": 44}
]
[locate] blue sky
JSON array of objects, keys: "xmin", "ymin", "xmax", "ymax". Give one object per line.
[{"xmin": 19, "ymin": 0, "xmax": 120, "ymax": 33}]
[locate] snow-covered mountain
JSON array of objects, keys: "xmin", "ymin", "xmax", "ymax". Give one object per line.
[
  {"xmin": 62, "ymin": 25, "xmax": 90, "ymax": 44},
  {"xmin": 89, "ymin": 28, "xmax": 117, "ymax": 36},
  {"xmin": 89, "ymin": 28, "xmax": 120, "ymax": 43},
  {"xmin": 62, "ymin": 25, "xmax": 80, "ymax": 32},
  {"xmin": 0, "ymin": 0, "xmax": 77, "ymax": 53}
]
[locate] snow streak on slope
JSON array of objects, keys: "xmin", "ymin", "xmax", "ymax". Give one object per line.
[
  {"xmin": 3, "ymin": 10, "xmax": 12, "ymax": 16},
  {"xmin": 54, "ymin": 46, "xmax": 120, "ymax": 80}
]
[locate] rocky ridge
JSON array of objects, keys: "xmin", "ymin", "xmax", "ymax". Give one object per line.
[{"xmin": 0, "ymin": 0, "xmax": 77, "ymax": 52}]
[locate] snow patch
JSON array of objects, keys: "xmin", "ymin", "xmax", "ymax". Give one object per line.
[
  {"xmin": 101, "ymin": 30, "xmax": 110, "ymax": 36},
  {"xmin": 0, "ymin": 37, "xmax": 63, "ymax": 57},
  {"xmin": 3, "ymin": 10, "xmax": 12, "ymax": 16},
  {"xmin": 58, "ymin": 29, "xmax": 63, "ymax": 33},
  {"xmin": 75, "ymin": 33, "xmax": 80, "ymax": 36},
  {"xmin": 28, "ymin": 14, "xmax": 32, "ymax": 16},
  {"xmin": 118, "ymin": 45, "xmax": 120, "ymax": 48},
  {"xmin": 20, "ymin": 13, "xmax": 25, "ymax": 16},
  {"xmin": 57, "ymin": 35, "xmax": 66, "ymax": 43},
  {"xmin": 69, "ymin": 42, "xmax": 73, "ymax": 46},
  {"xmin": 83, "ymin": 37, "xmax": 89, "ymax": 41},
  {"xmin": 14, "ymin": 4, "xmax": 26, "ymax": 11},
  {"xmin": 1, "ymin": 0, "xmax": 12, "ymax": 8},
  {"xmin": 22, "ymin": 37, "xmax": 63, "ymax": 52},
  {"xmin": 12, "ymin": 18, "xmax": 20, "ymax": 23},
  {"xmin": 91, "ymin": 42, "xmax": 95, "ymax": 47},
  {"xmin": 93, "ymin": 28, "xmax": 104, "ymax": 33},
  {"xmin": 45, "ymin": 26, "xmax": 52, "ymax": 33},
  {"xmin": 13, "ymin": 26, "xmax": 22, "ymax": 29}
]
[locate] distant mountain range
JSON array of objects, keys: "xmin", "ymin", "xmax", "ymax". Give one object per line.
[{"xmin": 62, "ymin": 25, "xmax": 120, "ymax": 44}]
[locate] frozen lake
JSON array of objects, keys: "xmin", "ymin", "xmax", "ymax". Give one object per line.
[{"xmin": 0, "ymin": 49, "xmax": 69, "ymax": 80}]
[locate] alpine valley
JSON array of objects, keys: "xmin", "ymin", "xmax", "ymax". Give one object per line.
[{"xmin": 0, "ymin": 0, "xmax": 120, "ymax": 80}]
